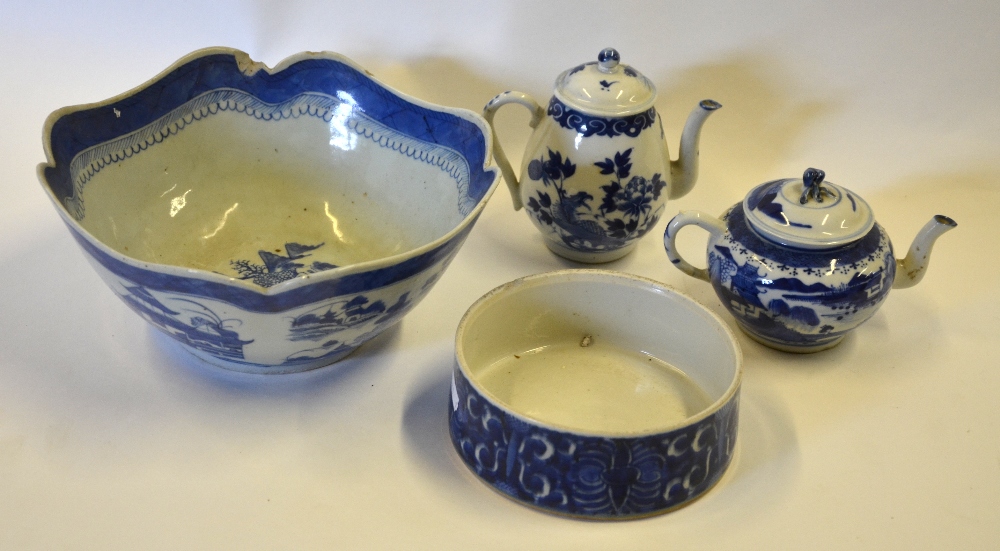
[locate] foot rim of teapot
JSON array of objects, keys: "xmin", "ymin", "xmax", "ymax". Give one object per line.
[{"xmin": 543, "ymin": 241, "xmax": 638, "ymax": 264}]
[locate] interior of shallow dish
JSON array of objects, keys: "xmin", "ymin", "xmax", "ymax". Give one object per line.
[
  {"xmin": 458, "ymin": 272, "xmax": 739, "ymax": 435},
  {"xmin": 41, "ymin": 50, "xmax": 495, "ymax": 287}
]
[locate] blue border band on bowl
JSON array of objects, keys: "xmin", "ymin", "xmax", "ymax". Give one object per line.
[
  {"xmin": 42, "ymin": 52, "xmax": 494, "ymax": 207},
  {"xmin": 69, "ymin": 222, "xmax": 474, "ymax": 313}
]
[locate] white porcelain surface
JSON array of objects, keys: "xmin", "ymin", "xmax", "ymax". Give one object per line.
[
  {"xmin": 458, "ymin": 271, "xmax": 741, "ymax": 425},
  {"xmin": 76, "ymin": 107, "xmax": 467, "ymax": 272},
  {"xmin": 475, "ymin": 341, "xmax": 711, "ymax": 433},
  {"xmin": 742, "ymin": 172, "xmax": 875, "ymax": 249},
  {"xmin": 553, "ymin": 48, "xmax": 657, "ymax": 115}
]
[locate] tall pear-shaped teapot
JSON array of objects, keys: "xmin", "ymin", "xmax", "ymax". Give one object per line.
[{"xmin": 485, "ymin": 48, "xmax": 721, "ymax": 263}]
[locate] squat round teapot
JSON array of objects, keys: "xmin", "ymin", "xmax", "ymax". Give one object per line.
[
  {"xmin": 485, "ymin": 48, "xmax": 721, "ymax": 263},
  {"xmin": 664, "ymin": 168, "xmax": 957, "ymax": 352}
]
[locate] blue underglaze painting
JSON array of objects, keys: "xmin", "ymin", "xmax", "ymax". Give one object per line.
[
  {"xmin": 43, "ymin": 52, "xmax": 495, "ymax": 218},
  {"xmin": 746, "ymin": 181, "xmax": 812, "ymax": 228},
  {"xmin": 44, "ymin": 48, "xmax": 495, "ymax": 315},
  {"xmin": 41, "ymin": 50, "xmax": 499, "ymax": 370},
  {"xmin": 525, "ymin": 148, "xmax": 666, "ymax": 253},
  {"xmin": 67, "ymin": 222, "xmax": 473, "ymax": 314},
  {"xmin": 282, "ymin": 288, "xmax": 416, "ymax": 365},
  {"xmin": 288, "ymin": 292, "xmax": 412, "ymax": 341},
  {"xmin": 61, "ymin": 88, "xmax": 482, "ymax": 221},
  {"xmin": 547, "ymin": 97, "xmax": 656, "ymax": 138},
  {"xmin": 118, "ymin": 284, "xmax": 422, "ymax": 368},
  {"xmin": 449, "ymin": 368, "xmax": 739, "ymax": 518},
  {"xmin": 118, "ymin": 285, "xmax": 253, "ymax": 360},
  {"xmin": 708, "ymin": 204, "xmax": 895, "ymax": 348},
  {"xmin": 231, "ymin": 242, "xmax": 337, "ymax": 288}
]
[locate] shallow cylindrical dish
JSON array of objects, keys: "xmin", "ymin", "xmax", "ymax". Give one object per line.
[
  {"xmin": 38, "ymin": 48, "xmax": 499, "ymax": 373},
  {"xmin": 449, "ymin": 270, "xmax": 742, "ymax": 519}
]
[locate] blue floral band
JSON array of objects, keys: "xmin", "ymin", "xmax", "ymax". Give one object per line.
[{"xmin": 547, "ymin": 97, "xmax": 657, "ymax": 138}]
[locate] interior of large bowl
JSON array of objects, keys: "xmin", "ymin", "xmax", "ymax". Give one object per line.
[
  {"xmin": 457, "ymin": 270, "xmax": 741, "ymax": 437},
  {"xmin": 40, "ymin": 49, "xmax": 496, "ymax": 288}
]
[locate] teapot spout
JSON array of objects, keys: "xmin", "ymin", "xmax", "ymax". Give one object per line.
[
  {"xmin": 668, "ymin": 99, "xmax": 722, "ymax": 200},
  {"xmin": 892, "ymin": 215, "xmax": 957, "ymax": 289}
]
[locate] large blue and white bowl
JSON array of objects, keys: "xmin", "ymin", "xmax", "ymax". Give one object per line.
[{"xmin": 38, "ymin": 48, "xmax": 499, "ymax": 373}]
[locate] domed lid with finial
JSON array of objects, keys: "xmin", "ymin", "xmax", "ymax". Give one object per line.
[
  {"xmin": 743, "ymin": 168, "xmax": 875, "ymax": 250},
  {"xmin": 553, "ymin": 47, "xmax": 657, "ymax": 116}
]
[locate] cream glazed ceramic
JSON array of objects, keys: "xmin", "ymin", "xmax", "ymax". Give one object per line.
[
  {"xmin": 38, "ymin": 48, "xmax": 500, "ymax": 373},
  {"xmin": 449, "ymin": 270, "xmax": 742, "ymax": 519},
  {"xmin": 664, "ymin": 168, "xmax": 957, "ymax": 352},
  {"xmin": 484, "ymin": 48, "xmax": 721, "ymax": 263}
]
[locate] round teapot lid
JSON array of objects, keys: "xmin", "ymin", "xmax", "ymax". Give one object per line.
[
  {"xmin": 553, "ymin": 48, "xmax": 657, "ymax": 116},
  {"xmin": 743, "ymin": 168, "xmax": 875, "ymax": 249}
]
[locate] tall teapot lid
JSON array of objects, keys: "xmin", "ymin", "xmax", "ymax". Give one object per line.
[
  {"xmin": 554, "ymin": 48, "xmax": 657, "ymax": 116},
  {"xmin": 743, "ymin": 168, "xmax": 875, "ymax": 249}
]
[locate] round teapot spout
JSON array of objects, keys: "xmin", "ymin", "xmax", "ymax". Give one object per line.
[
  {"xmin": 892, "ymin": 215, "xmax": 958, "ymax": 289},
  {"xmin": 668, "ymin": 99, "xmax": 722, "ymax": 200}
]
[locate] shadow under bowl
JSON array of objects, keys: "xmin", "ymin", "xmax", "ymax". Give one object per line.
[{"xmin": 38, "ymin": 48, "xmax": 499, "ymax": 373}]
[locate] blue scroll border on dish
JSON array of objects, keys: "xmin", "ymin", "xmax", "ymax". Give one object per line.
[{"xmin": 449, "ymin": 365, "xmax": 739, "ymax": 518}]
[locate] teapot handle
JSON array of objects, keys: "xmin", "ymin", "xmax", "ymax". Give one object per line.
[
  {"xmin": 483, "ymin": 91, "xmax": 544, "ymax": 211},
  {"xmin": 663, "ymin": 211, "xmax": 727, "ymax": 282}
]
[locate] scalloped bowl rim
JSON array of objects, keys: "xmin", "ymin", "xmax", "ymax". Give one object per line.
[{"xmin": 37, "ymin": 47, "xmax": 500, "ymax": 297}]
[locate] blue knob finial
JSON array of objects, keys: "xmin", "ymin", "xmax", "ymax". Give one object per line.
[{"xmin": 597, "ymin": 48, "xmax": 620, "ymax": 72}]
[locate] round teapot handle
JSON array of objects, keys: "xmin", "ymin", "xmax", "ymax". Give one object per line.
[
  {"xmin": 483, "ymin": 91, "xmax": 544, "ymax": 211},
  {"xmin": 664, "ymin": 211, "xmax": 727, "ymax": 282}
]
